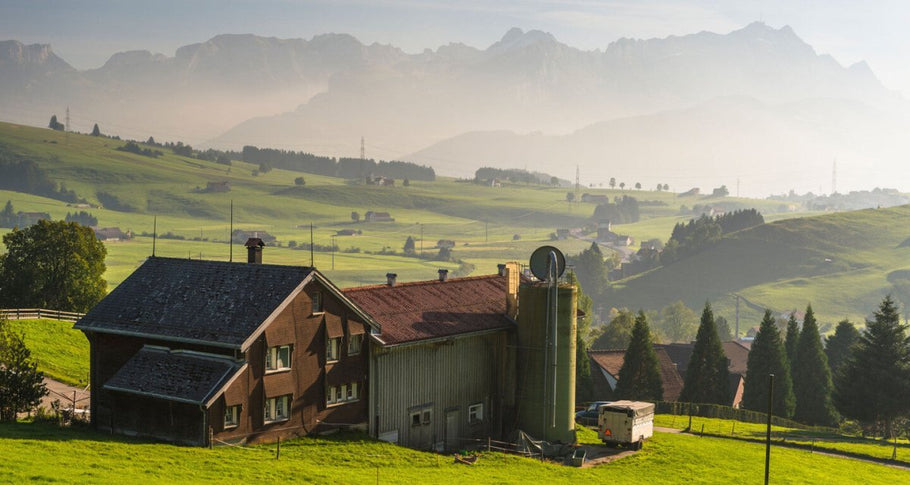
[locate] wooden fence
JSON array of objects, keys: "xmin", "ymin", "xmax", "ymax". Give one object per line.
[{"xmin": 0, "ymin": 308, "xmax": 85, "ymax": 322}]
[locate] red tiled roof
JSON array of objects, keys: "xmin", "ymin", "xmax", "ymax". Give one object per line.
[
  {"xmin": 587, "ymin": 347, "xmax": 685, "ymax": 401},
  {"xmin": 722, "ymin": 341, "xmax": 750, "ymax": 375},
  {"xmin": 343, "ymin": 274, "xmax": 514, "ymax": 346}
]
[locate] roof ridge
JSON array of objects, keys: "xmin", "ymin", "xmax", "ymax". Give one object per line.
[{"xmin": 344, "ymin": 273, "xmax": 503, "ymax": 291}]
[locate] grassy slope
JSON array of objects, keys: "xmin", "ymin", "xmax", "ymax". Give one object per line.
[
  {"xmin": 610, "ymin": 205, "xmax": 910, "ymax": 327},
  {"xmin": 7, "ymin": 319, "xmax": 89, "ymax": 386},
  {"xmin": 0, "ymin": 423, "xmax": 906, "ymax": 484},
  {"xmin": 0, "ymin": 121, "xmax": 771, "ymax": 288},
  {"xmin": 655, "ymin": 414, "xmax": 910, "ymax": 464}
]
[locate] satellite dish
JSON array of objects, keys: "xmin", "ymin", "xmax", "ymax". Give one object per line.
[{"xmin": 529, "ymin": 246, "xmax": 566, "ymax": 281}]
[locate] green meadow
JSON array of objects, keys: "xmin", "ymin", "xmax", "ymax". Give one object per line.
[
  {"xmin": 0, "ymin": 422, "xmax": 906, "ymax": 484},
  {"xmin": 6, "ymin": 318, "xmax": 89, "ymax": 386}
]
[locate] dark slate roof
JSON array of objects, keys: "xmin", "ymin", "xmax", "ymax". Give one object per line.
[
  {"xmin": 103, "ymin": 346, "xmax": 243, "ymax": 406},
  {"xmin": 76, "ymin": 257, "xmax": 312, "ymax": 348},
  {"xmin": 343, "ymin": 274, "xmax": 514, "ymax": 346}
]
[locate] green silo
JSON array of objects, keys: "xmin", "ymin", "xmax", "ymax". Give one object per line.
[{"xmin": 516, "ymin": 281, "xmax": 577, "ymax": 443}]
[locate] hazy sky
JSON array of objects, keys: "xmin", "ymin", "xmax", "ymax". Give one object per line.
[{"xmin": 3, "ymin": 0, "xmax": 910, "ymax": 95}]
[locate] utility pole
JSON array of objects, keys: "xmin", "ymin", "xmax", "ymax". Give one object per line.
[
  {"xmin": 419, "ymin": 223, "xmax": 423, "ymax": 255},
  {"xmin": 735, "ymin": 295, "xmax": 740, "ymax": 340},
  {"xmin": 832, "ymin": 158, "xmax": 837, "ymax": 195},
  {"xmin": 331, "ymin": 235, "xmax": 336, "ymax": 270},
  {"xmin": 65, "ymin": 106, "xmax": 70, "ymax": 145},
  {"xmin": 360, "ymin": 136, "xmax": 365, "ymax": 160}
]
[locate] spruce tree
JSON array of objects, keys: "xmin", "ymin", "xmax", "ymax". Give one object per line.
[
  {"xmin": 792, "ymin": 305, "xmax": 838, "ymax": 426},
  {"xmin": 91, "ymin": 123, "xmax": 101, "ymax": 136},
  {"xmin": 784, "ymin": 312, "xmax": 800, "ymax": 366},
  {"xmin": 615, "ymin": 311, "xmax": 663, "ymax": 401},
  {"xmin": 679, "ymin": 302, "xmax": 730, "ymax": 405},
  {"xmin": 742, "ymin": 310, "xmax": 795, "ymax": 418},
  {"xmin": 825, "ymin": 319, "xmax": 860, "ymax": 378},
  {"xmin": 834, "ymin": 296, "xmax": 910, "ymax": 438}
]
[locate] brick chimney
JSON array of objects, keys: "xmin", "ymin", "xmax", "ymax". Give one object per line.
[
  {"xmin": 386, "ymin": 273, "xmax": 398, "ymax": 286},
  {"xmin": 505, "ymin": 262, "xmax": 520, "ymax": 319},
  {"xmin": 245, "ymin": 238, "xmax": 265, "ymax": 264},
  {"xmin": 438, "ymin": 269, "xmax": 448, "ymax": 281}
]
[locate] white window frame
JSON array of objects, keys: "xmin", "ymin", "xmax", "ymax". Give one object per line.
[
  {"xmin": 265, "ymin": 344, "xmax": 292, "ymax": 372},
  {"xmin": 327, "ymin": 385, "xmax": 340, "ymax": 405},
  {"xmin": 327, "ymin": 337, "xmax": 341, "ymax": 362},
  {"xmin": 347, "ymin": 333, "xmax": 363, "ymax": 356},
  {"xmin": 312, "ymin": 291, "xmax": 324, "ymax": 314},
  {"xmin": 468, "ymin": 403, "xmax": 483, "ymax": 423},
  {"xmin": 410, "ymin": 411, "xmax": 422, "ymax": 427},
  {"xmin": 326, "ymin": 382, "xmax": 360, "ymax": 407},
  {"xmin": 224, "ymin": 404, "xmax": 241, "ymax": 428},
  {"xmin": 264, "ymin": 395, "xmax": 291, "ymax": 424},
  {"xmin": 422, "ymin": 409, "xmax": 432, "ymax": 425}
]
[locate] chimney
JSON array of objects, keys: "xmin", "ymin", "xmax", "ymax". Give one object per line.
[
  {"xmin": 386, "ymin": 273, "xmax": 398, "ymax": 286},
  {"xmin": 505, "ymin": 261, "xmax": 520, "ymax": 319},
  {"xmin": 245, "ymin": 238, "xmax": 265, "ymax": 264},
  {"xmin": 497, "ymin": 264, "xmax": 506, "ymax": 276},
  {"xmin": 438, "ymin": 269, "xmax": 448, "ymax": 281}
]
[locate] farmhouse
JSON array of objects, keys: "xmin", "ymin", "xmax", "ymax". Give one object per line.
[
  {"xmin": 15, "ymin": 211, "xmax": 50, "ymax": 227},
  {"xmin": 204, "ymin": 181, "xmax": 231, "ymax": 193},
  {"xmin": 75, "ymin": 245, "xmax": 376, "ymax": 446},
  {"xmin": 92, "ymin": 227, "xmax": 130, "ymax": 241},
  {"xmin": 587, "ymin": 348, "xmax": 685, "ymax": 401},
  {"xmin": 658, "ymin": 341, "xmax": 750, "ymax": 408},
  {"xmin": 364, "ymin": 211, "xmax": 394, "ymax": 222},
  {"xmin": 344, "ymin": 267, "xmax": 519, "ymax": 450},
  {"xmin": 77, "ymin": 249, "xmax": 578, "ymax": 449}
]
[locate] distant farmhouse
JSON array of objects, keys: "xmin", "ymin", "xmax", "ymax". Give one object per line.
[
  {"xmin": 581, "ymin": 193, "xmax": 609, "ymax": 204},
  {"xmin": 92, "ymin": 227, "xmax": 131, "ymax": 242},
  {"xmin": 367, "ymin": 176, "xmax": 395, "ymax": 186},
  {"xmin": 204, "ymin": 181, "xmax": 231, "ymax": 193},
  {"xmin": 16, "ymin": 211, "xmax": 50, "ymax": 227},
  {"xmin": 75, "ymin": 248, "xmax": 579, "ymax": 448},
  {"xmin": 588, "ymin": 348, "xmax": 684, "ymax": 401},
  {"xmin": 364, "ymin": 211, "xmax": 394, "ymax": 222}
]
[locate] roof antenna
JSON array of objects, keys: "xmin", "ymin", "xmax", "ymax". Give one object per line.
[
  {"xmin": 152, "ymin": 215, "xmax": 157, "ymax": 257},
  {"xmin": 310, "ymin": 223, "xmax": 314, "ymax": 267},
  {"xmin": 229, "ymin": 200, "xmax": 234, "ymax": 262}
]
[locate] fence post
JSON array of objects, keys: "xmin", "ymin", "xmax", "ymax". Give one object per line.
[
  {"xmin": 276, "ymin": 436, "xmax": 280, "ymax": 460},
  {"xmin": 487, "ymin": 437, "xmax": 491, "ymax": 452}
]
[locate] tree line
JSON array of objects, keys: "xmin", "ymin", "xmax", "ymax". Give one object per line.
[
  {"xmin": 0, "ymin": 156, "xmax": 82, "ymax": 204},
  {"xmin": 661, "ymin": 209, "xmax": 764, "ymax": 264},
  {"xmin": 592, "ymin": 195, "xmax": 640, "ymax": 224},
  {"xmin": 243, "ymin": 146, "xmax": 435, "ymax": 181},
  {"xmin": 474, "ymin": 167, "xmax": 561, "ymax": 186},
  {"xmin": 599, "ymin": 295, "xmax": 910, "ymax": 438}
]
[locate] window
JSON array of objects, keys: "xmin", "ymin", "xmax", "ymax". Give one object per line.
[
  {"xmin": 327, "ymin": 337, "xmax": 340, "ymax": 362},
  {"xmin": 410, "ymin": 412, "xmax": 422, "ymax": 427},
  {"xmin": 348, "ymin": 333, "xmax": 363, "ymax": 355},
  {"xmin": 265, "ymin": 344, "xmax": 292, "ymax": 372},
  {"xmin": 422, "ymin": 409, "xmax": 432, "ymax": 425},
  {"xmin": 468, "ymin": 403, "xmax": 483, "ymax": 423},
  {"xmin": 264, "ymin": 395, "xmax": 290, "ymax": 423},
  {"xmin": 312, "ymin": 291, "xmax": 323, "ymax": 313},
  {"xmin": 326, "ymin": 382, "xmax": 360, "ymax": 406},
  {"xmin": 224, "ymin": 405, "xmax": 241, "ymax": 428}
]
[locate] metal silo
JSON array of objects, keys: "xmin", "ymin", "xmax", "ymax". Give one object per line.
[{"xmin": 516, "ymin": 280, "xmax": 577, "ymax": 443}]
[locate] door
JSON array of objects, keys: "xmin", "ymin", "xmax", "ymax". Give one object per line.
[{"xmin": 445, "ymin": 409, "xmax": 459, "ymax": 451}]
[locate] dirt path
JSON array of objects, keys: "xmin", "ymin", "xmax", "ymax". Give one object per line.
[{"xmin": 40, "ymin": 377, "xmax": 90, "ymax": 412}]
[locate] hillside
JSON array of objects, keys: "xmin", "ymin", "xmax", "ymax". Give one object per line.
[{"xmin": 609, "ymin": 205, "xmax": 910, "ymax": 328}]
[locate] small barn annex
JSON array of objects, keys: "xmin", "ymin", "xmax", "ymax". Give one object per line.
[{"xmin": 75, "ymin": 253, "xmax": 376, "ymax": 446}]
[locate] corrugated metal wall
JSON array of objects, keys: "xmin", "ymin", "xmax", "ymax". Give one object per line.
[{"xmin": 372, "ymin": 331, "xmax": 507, "ymax": 450}]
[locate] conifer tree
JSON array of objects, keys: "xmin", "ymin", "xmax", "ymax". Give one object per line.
[
  {"xmin": 784, "ymin": 312, "xmax": 800, "ymax": 365},
  {"xmin": 742, "ymin": 310, "xmax": 795, "ymax": 417},
  {"xmin": 615, "ymin": 311, "xmax": 663, "ymax": 401},
  {"xmin": 679, "ymin": 302, "xmax": 730, "ymax": 404},
  {"xmin": 824, "ymin": 319, "xmax": 860, "ymax": 378},
  {"xmin": 792, "ymin": 305, "xmax": 838, "ymax": 426},
  {"xmin": 834, "ymin": 296, "xmax": 910, "ymax": 438},
  {"xmin": 91, "ymin": 123, "xmax": 101, "ymax": 136}
]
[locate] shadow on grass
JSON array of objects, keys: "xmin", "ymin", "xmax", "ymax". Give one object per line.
[{"xmin": 0, "ymin": 420, "xmax": 173, "ymax": 445}]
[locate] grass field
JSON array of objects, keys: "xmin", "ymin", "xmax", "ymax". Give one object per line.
[
  {"xmin": 654, "ymin": 414, "xmax": 910, "ymax": 464},
  {"xmin": 0, "ymin": 422, "xmax": 906, "ymax": 484},
  {"xmin": 6, "ymin": 319, "xmax": 88, "ymax": 386}
]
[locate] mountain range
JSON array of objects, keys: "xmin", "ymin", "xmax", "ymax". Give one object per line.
[{"xmin": 1, "ymin": 22, "xmax": 906, "ymax": 195}]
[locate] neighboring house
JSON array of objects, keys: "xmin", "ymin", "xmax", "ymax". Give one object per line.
[
  {"xmin": 657, "ymin": 341, "xmax": 750, "ymax": 408},
  {"xmin": 16, "ymin": 211, "xmax": 50, "ymax": 227},
  {"xmin": 368, "ymin": 176, "xmax": 395, "ymax": 186},
  {"xmin": 555, "ymin": 229, "xmax": 569, "ymax": 240},
  {"xmin": 587, "ymin": 348, "xmax": 685, "ymax": 401},
  {"xmin": 231, "ymin": 229, "xmax": 277, "ymax": 245},
  {"xmin": 205, "ymin": 181, "xmax": 231, "ymax": 192},
  {"xmin": 581, "ymin": 194, "xmax": 609, "ymax": 204},
  {"xmin": 93, "ymin": 227, "xmax": 130, "ymax": 241},
  {"xmin": 597, "ymin": 229, "xmax": 633, "ymax": 246},
  {"xmin": 74, "ymin": 245, "xmax": 376, "ymax": 446},
  {"xmin": 364, "ymin": 211, "xmax": 394, "ymax": 222},
  {"xmin": 344, "ymin": 268, "xmax": 518, "ymax": 451}
]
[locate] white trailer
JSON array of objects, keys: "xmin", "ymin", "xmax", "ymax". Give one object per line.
[{"xmin": 597, "ymin": 400, "xmax": 654, "ymax": 450}]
